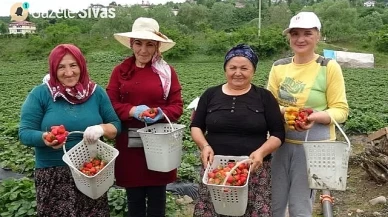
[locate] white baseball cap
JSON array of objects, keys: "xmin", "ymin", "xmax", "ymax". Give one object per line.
[{"xmin": 283, "ymin": 12, "xmax": 322, "ymax": 35}]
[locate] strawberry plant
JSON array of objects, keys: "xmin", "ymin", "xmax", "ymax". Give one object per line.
[
  {"xmin": 0, "ymin": 178, "xmax": 36, "ymax": 217},
  {"xmin": 108, "ymin": 188, "xmax": 127, "ymax": 217}
]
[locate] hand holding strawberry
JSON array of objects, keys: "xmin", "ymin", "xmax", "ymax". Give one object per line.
[
  {"xmin": 141, "ymin": 107, "xmax": 163, "ymax": 124},
  {"xmin": 133, "ymin": 105, "xmax": 150, "ymax": 121},
  {"xmin": 141, "ymin": 108, "xmax": 159, "ymax": 119},
  {"xmin": 284, "ymin": 107, "xmax": 313, "ymax": 131},
  {"xmin": 43, "ymin": 125, "xmax": 69, "ymax": 149}
]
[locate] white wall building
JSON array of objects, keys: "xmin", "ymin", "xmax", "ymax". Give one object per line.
[
  {"xmin": 8, "ymin": 21, "xmax": 36, "ymax": 34},
  {"xmin": 364, "ymin": 0, "xmax": 375, "ymax": 7}
]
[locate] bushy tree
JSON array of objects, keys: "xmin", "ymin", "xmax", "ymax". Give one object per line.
[
  {"xmin": 91, "ymin": 16, "xmax": 132, "ymax": 37},
  {"xmin": 356, "ymin": 12, "xmax": 384, "ymax": 32},
  {"xmin": 205, "ymin": 30, "xmax": 231, "ymax": 55},
  {"xmin": 0, "ymin": 21, "xmax": 8, "ymax": 34},
  {"xmin": 43, "ymin": 22, "xmax": 81, "ymax": 45},
  {"xmin": 176, "ymin": 3, "xmax": 210, "ymax": 31},
  {"xmin": 313, "ymin": 0, "xmax": 357, "ymax": 42},
  {"xmin": 262, "ymin": 3, "xmax": 292, "ymax": 29},
  {"xmin": 381, "ymin": 10, "xmax": 388, "ymax": 25},
  {"xmin": 374, "ymin": 26, "xmax": 388, "ymax": 53},
  {"xmin": 232, "ymin": 5, "xmax": 260, "ymax": 27},
  {"xmin": 161, "ymin": 27, "xmax": 195, "ymax": 59},
  {"xmin": 147, "ymin": 5, "xmax": 177, "ymax": 28},
  {"xmin": 24, "ymin": 35, "xmax": 50, "ymax": 59},
  {"xmin": 209, "ymin": 2, "xmax": 236, "ymax": 31}
]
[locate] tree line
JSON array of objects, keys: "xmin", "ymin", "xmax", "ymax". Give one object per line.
[{"xmin": 1, "ymin": 0, "xmax": 388, "ymax": 61}]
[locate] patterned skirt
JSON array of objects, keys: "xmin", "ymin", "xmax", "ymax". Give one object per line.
[
  {"xmin": 34, "ymin": 166, "xmax": 110, "ymax": 217},
  {"xmin": 193, "ymin": 161, "xmax": 272, "ymax": 217}
]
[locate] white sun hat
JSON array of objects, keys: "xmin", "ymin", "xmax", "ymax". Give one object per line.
[
  {"xmin": 114, "ymin": 17, "xmax": 176, "ymax": 52},
  {"xmin": 283, "ymin": 12, "xmax": 322, "ymax": 35}
]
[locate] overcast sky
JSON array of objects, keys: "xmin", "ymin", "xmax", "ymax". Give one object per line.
[{"xmin": 1, "ymin": 0, "xmax": 186, "ymax": 16}]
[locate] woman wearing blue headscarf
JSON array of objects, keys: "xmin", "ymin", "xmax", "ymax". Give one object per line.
[{"xmin": 190, "ymin": 44, "xmax": 285, "ymax": 216}]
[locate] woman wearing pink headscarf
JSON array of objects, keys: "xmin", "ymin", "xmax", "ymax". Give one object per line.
[
  {"xmin": 19, "ymin": 44, "xmax": 121, "ymax": 216},
  {"xmin": 106, "ymin": 17, "xmax": 183, "ymax": 216}
]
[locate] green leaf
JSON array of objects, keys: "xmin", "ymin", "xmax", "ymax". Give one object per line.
[{"xmin": 9, "ymin": 192, "xmax": 19, "ymax": 200}]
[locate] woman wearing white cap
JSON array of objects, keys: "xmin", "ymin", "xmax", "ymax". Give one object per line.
[
  {"xmin": 106, "ymin": 17, "xmax": 183, "ymax": 217},
  {"xmin": 267, "ymin": 12, "xmax": 349, "ymax": 217}
]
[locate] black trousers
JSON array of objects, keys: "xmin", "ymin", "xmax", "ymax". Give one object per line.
[{"xmin": 126, "ymin": 185, "xmax": 166, "ymax": 217}]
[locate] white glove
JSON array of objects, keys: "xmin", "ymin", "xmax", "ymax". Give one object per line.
[{"xmin": 83, "ymin": 125, "xmax": 104, "ymax": 144}]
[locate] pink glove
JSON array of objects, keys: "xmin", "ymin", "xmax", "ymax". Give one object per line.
[{"xmin": 83, "ymin": 125, "xmax": 104, "ymax": 144}]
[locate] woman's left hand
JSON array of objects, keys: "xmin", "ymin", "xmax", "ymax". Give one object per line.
[
  {"xmin": 143, "ymin": 107, "xmax": 164, "ymax": 124},
  {"xmin": 249, "ymin": 150, "xmax": 264, "ymax": 173},
  {"xmin": 294, "ymin": 118, "xmax": 315, "ymax": 131},
  {"xmin": 83, "ymin": 125, "xmax": 104, "ymax": 144},
  {"xmin": 42, "ymin": 132, "xmax": 64, "ymax": 149}
]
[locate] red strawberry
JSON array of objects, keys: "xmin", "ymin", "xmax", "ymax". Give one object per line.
[{"xmin": 56, "ymin": 134, "xmax": 67, "ymax": 144}]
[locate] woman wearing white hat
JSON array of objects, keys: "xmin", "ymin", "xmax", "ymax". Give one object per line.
[
  {"xmin": 267, "ymin": 12, "xmax": 349, "ymax": 217},
  {"xmin": 106, "ymin": 17, "xmax": 183, "ymax": 217}
]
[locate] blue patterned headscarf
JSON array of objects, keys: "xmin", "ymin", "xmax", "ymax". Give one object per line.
[{"xmin": 224, "ymin": 44, "xmax": 259, "ymax": 71}]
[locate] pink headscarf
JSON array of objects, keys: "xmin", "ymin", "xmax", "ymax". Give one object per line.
[{"xmin": 46, "ymin": 44, "xmax": 96, "ymax": 104}]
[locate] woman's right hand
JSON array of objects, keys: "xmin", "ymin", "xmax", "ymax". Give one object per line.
[
  {"xmin": 132, "ymin": 105, "xmax": 151, "ymax": 121},
  {"xmin": 200, "ymin": 145, "xmax": 214, "ymax": 168},
  {"xmin": 42, "ymin": 132, "xmax": 64, "ymax": 149}
]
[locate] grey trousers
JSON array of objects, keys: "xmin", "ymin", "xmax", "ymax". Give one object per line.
[{"xmin": 271, "ymin": 142, "xmax": 315, "ymax": 217}]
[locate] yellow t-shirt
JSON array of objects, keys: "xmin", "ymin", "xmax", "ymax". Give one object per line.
[{"xmin": 267, "ymin": 54, "xmax": 349, "ymax": 144}]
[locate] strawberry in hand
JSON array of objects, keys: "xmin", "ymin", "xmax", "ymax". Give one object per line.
[
  {"xmin": 141, "ymin": 107, "xmax": 163, "ymax": 124},
  {"xmin": 43, "ymin": 125, "xmax": 69, "ymax": 149},
  {"xmin": 44, "ymin": 132, "xmax": 56, "ymax": 143},
  {"xmin": 284, "ymin": 107, "xmax": 314, "ymax": 130},
  {"xmin": 140, "ymin": 108, "xmax": 159, "ymax": 119}
]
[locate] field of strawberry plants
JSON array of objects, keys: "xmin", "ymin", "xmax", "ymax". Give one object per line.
[{"xmin": 0, "ymin": 59, "xmax": 387, "ymax": 216}]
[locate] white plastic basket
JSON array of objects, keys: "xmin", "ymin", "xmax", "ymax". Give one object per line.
[
  {"xmin": 303, "ymin": 119, "xmax": 351, "ymax": 191},
  {"xmin": 203, "ymin": 155, "xmax": 251, "ymax": 216},
  {"xmin": 137, "ymin": 112, "xmax": 185, "ymax": 172},
  {"xmin": 62, "ymin": 131, "xmax": 119, "ymax": 199}
]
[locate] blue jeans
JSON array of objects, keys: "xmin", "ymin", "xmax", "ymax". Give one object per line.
[{"xmin": 126, "ymin": 185, "xmax": 166, "ymax": 217}]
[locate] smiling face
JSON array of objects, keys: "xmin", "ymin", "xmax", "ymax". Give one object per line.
[
  {"xmin": 56, "ymin": 53, "xmax": 81, "ymax": 87},
  {"xmin": 224, "ymin": 56, "xmax": 255, "ymax": 89},
  {"xmin": 132, "ymin": 39, "xmax": 158, "ymax": 67},
  {"xmin": 289, "ymin": 28, "xmax": 320, "ymax": 56}
]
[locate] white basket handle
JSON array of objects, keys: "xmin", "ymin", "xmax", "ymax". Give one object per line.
[
  {"xmin": 304, "ymin": 117, "xmax": 351, "ymax": 150},
  {"xmin": 219, "ymin": 158, "xmax": 252, "ymax": 208},
  {"xmin": 62, "ymin": 131, "xmax": 84, "ymax": 171},
  {"xmin": 221, "ymin": 158, "xmax": 252, "ymax": 187},
  {"xmin": 144, "ymin": 110, "xmax": 175, "ymax": 132}
]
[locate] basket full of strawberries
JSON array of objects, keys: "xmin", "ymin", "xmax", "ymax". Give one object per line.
[
  {"xmin": 62, "ymin": 130, "xmax": 119, "ymax": 200},
  {"xmin": 203, "ymin": 155, "xmax": 251, "ymax": 216}
]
